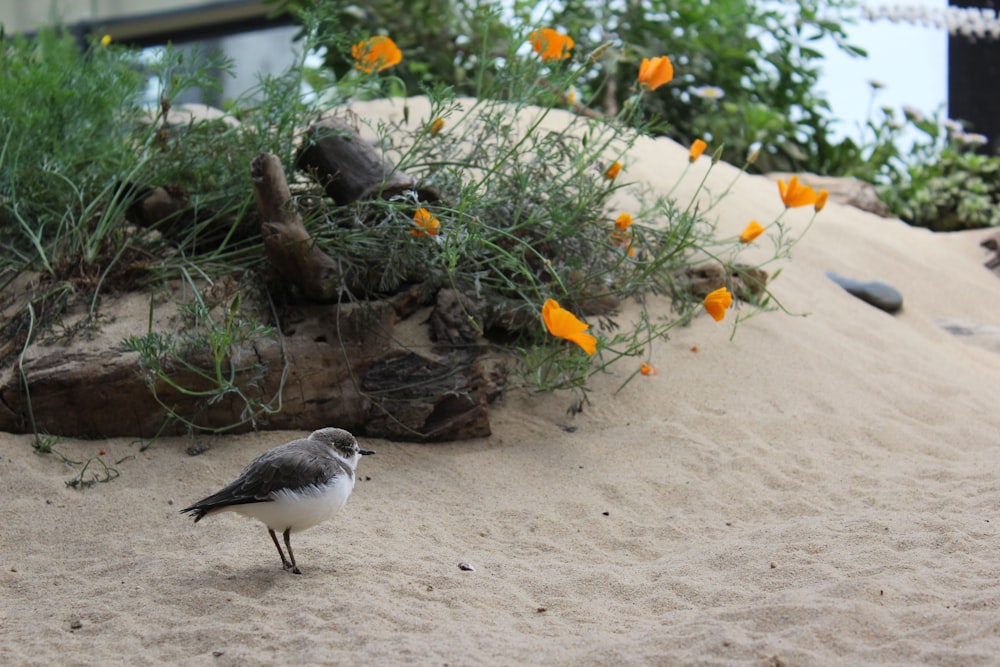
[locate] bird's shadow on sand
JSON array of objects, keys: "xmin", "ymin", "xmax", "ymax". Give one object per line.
[{"xmin": 178, "ymin": 561, "xmax": 336, "ymax": 597}]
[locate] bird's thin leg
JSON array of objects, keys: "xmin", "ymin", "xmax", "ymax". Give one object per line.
[
  {"xmin": 268, "ymin": 528, "xmax": 294, "ymax": 572},
  {"xmin": 283, "ymin": 528, "xmax": 301, "ymax": 574}
]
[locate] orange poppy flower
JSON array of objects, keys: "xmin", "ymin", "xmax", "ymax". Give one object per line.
[
  {"xmin": 542, "ymin": 298, "xmax": 597, "ymax": 355},
  {"xmin": 640, "ymin": 362, "xmax": 658, "ymax": 376},
  {"xmin": 411, "ymin": 208, "xmax": 440, "ymax": 236},
  {"xmin": 815, "ymin": 189, "xmax": 829, "ymax": 212},
  {"xmin": 604, "ymin": 161, "xmax": 622, "ymax": 180},
  {"xmin": 614, "ymin": 213, "xmax": 633, "ymax": 231},
  {"xmin": 739, "ymin": 220, "xmax": 765, "ymax": 244},
  {"xmin": 529, "ymin": 28, "xmax": 574, "ymax": 61},
  {"xmin": 688, "ymin": 139, "xmax": 707, "ymax": 162},
  {"xmin": 352, "ymin": 36, "xmax": 403, "ymax": 73},
  {"xmin": 638, "ymin": 56, "xmax": 674, "ymax": 91},
  {"xmin": 777, "ymin": 176, "xmax": 818, "ymax": 208},
  {"xmin": 703, "ymin": 287, "xmax": 733, "ymax": 322}
]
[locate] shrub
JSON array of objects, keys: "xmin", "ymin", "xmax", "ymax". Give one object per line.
[{"xmin": 2, "ymin": 17, "xmax": 826, "ymax": 433}]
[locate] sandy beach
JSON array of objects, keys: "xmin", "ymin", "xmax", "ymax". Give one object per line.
[{"xmin": 3, "ymin": 98, "xmax": 1000, "ymax": 666}]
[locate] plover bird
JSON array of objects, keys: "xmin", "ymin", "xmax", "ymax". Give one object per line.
[{"xmin": 181, "ymin": 428, "xmax": 374, "ymax": 574}]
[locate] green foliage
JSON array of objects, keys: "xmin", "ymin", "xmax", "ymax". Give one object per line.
[
  {"xmin": 0, "ymin": 29, "xmax": 315, "ymax": 295},
  {"xmin": 30, "ymin": 436, "xmax": 126, "ymax": 489},
  {"xmin": 2, "ymin": 13, "xmax": 819, "ymax": 429},
  {"xmin": 64, "ymin": 451, "xmax": 122, "ymax": 489},
  {"xmin": 546, "ymin": 0, "xmax": 866, "ymax": 174},
  {"xmin": 881, "ymin": 135, "xmax": 1000, "ymax": 232},
  {"xmin": 277, "ymin": 0, "xmax": 516, "ymax": 94},
  {"xmin": 272, "ymin": 0, "xmax": 1000, "ymax": 235},
  {"xmin": 309, "ymin": 84, "xmax": 809, "ymax": 393},
  {"xmin": 272, "ymin": 0, "xmax": 867, "ymax": 175},
  {"xmin": 0, "ymin": 30, "xmax": 146, "ymax": 278},
  {"xmin": 120, "ymin": 272, "xmax": 283, "ymax": 433},
  {"xmin": 828, "ymin": 84, "xmax": 1000, "ymax": 231},
  {"xmin": 0, "ymin": 31, "xmax": 144, "ymax": 199},
  {"xmin": 316, "ymin": 95, "xmax": 714, "ymax": 392}
]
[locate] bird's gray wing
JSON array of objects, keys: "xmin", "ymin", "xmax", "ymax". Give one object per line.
[{"xmin": 181, "ymin": 440, "xmax": 344, "ymax": 519}]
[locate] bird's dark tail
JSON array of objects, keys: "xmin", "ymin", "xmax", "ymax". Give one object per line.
[
  {"xmin": 180, "ymin": 504, "xmax": 211, "ymax": 523},
  {"xmin": 181, "ymin": 495, "xmax": 265, "ymax": 522}
]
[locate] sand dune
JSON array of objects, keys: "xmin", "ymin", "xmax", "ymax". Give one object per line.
[{"xmin": 3, "ymin": 98, "xmax": 1000, "ymax": 666}]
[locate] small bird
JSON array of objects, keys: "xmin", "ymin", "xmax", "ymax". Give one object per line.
[{"xmin": 181, "ymin": 428, "xmax": 374, "ymax": 574}]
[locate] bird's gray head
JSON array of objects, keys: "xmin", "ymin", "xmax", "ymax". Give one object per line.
[{"xmin": 309, "ymin": 427, "xmax": 375, "ymax": 460}]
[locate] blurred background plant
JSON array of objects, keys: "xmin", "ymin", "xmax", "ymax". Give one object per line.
[
  {"xmin": 825, "ymin": 78, "xmax": 1000, "ymax": 231},
  {"xmin": 876, "ymin": 115, "xmax": 1000, "ymax": 231},
  {"xmin": 271, "ymin": 0, "xmax": 869, "ymax": 174},
  {"xmin": 269, "ymin": 0, "xmax": 1000, "ymax": 233}
]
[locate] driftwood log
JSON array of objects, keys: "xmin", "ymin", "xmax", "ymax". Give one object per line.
[
  {"xmin": 251, "ymin": 152, "xmax": 344, "ymax": 301},
  {"xmin": 297, "ymin": 114, "xmax": 438, "ymax": 205},
  {"xmin": 0, "ymin": 297, "xmax": 495, "ymax": 440},
  {"xmin": 0, "ymin": 121, "xmax": 494, "ymax": 442},
  {"xmin": 678, "ymin": 262, "xmax": 769, "ymax": 301}
]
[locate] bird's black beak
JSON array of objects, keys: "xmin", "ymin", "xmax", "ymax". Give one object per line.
[{"xmin": 359, "ymin": 449, "xmax": 376, "ymax": 456}]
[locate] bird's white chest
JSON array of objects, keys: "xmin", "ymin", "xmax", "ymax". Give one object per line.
[{"xmin": 234, "ymin": 475, "xmax": 355, "ymax": 532}]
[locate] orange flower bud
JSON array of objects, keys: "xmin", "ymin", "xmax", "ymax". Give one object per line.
[
  {"xmin": 614, "ymin": 213, "xmax": 633, "ymax": 231},
  {"xmin": 412, "ymin": 208, "xmax": 440, "ymax": 236},
  {"xmin": 688, "ymin": 139, "xmax": 707, "ymax": 162},
  {"xmin": 739, "ymin": 220, "xmax": 765, "ymax": 244},
  {"xmin": 815, "ymin": 189, "xmax": 829, "ymax": 212}
]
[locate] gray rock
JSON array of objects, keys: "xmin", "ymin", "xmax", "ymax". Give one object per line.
[
  {"xmin": 936, "ymin": 318, "xmax": 1000, "ymax": 354},
  {"xmin": 826, "ymin": 272, "xmax": 903, "ymax": 314}
]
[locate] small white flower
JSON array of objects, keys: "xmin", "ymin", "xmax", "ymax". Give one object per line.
[
  {"xmin": 902, "ymin": 104, "xmax": 926, "ymax": 124},
  {"xmin": 690, "ymin": 85, "xmax": 725, "ymax": 100},
  {"xmin": 942, "ymin": 118, "xmax": 964, "ymax": 133},
  {"xmin": 954, "ymin": 132, "xmax": 989, "ymax": 146}
]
